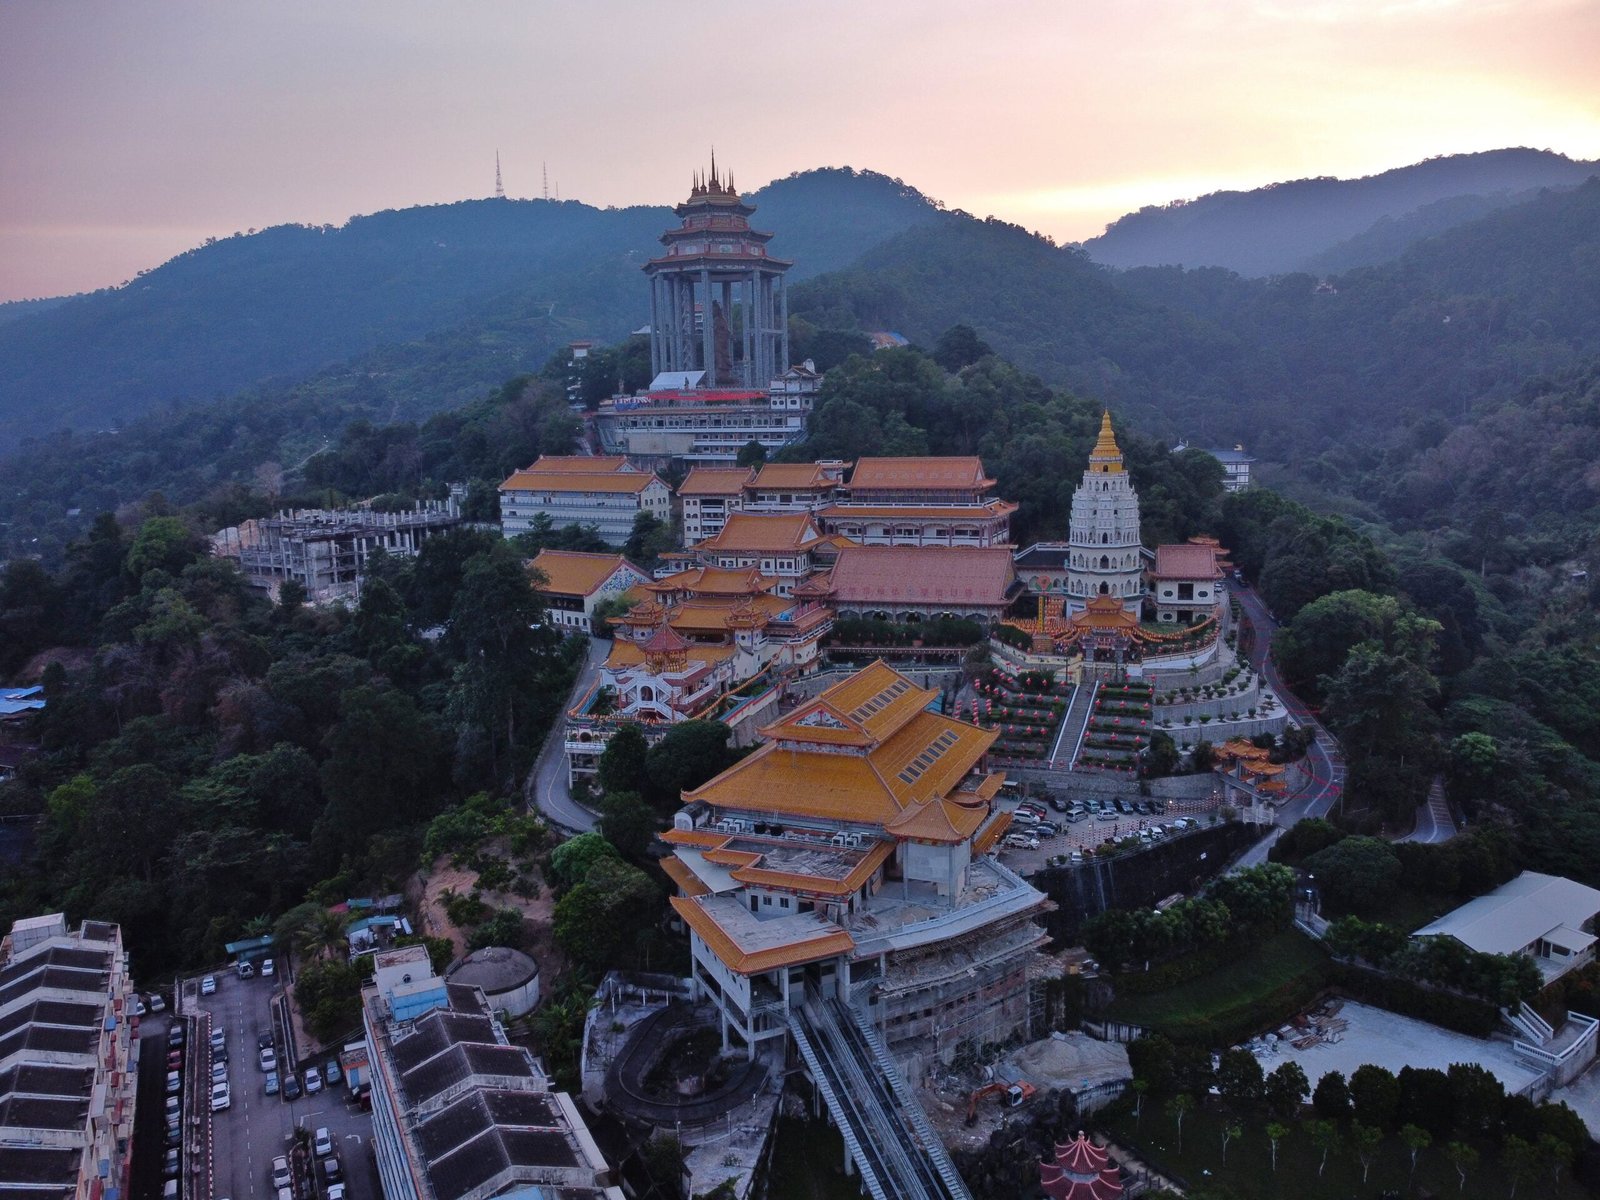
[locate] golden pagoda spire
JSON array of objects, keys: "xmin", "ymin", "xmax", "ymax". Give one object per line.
[{"xmin": 1089, "ymin": 410, "xmax": 1125, "ymax": 472}]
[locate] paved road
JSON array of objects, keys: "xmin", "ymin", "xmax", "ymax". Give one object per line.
[
  {"xmin": 1229, "ymin": 582, "xmax": 1348, "ymax": 869},
  {"xmin": 528, "ymin": 636, "xmax": 608, "ymax": 833},
  {"xmin": 1401, "ymin": 776, "xmax": 1457, "ymax": 844},
  {"xmin": 181, "ymin": 969, "xmax": 376, "ymax": 1200}
]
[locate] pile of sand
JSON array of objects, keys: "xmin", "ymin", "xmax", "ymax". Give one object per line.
[{"xmin": 1008, "ymin": 1032, "xmax": 1131, "ymax": 1091}]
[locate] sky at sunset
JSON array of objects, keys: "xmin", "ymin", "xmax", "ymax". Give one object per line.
[{"xmin": 1, "ymin": 0, "xmax": 1597, "ymax": 302}]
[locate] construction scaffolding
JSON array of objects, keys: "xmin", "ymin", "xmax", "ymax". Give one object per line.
[{"xmin": 214, "ymin": 497, "xmax": 463, "ymax": 602}]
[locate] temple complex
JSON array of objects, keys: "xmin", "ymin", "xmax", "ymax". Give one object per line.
[
  {"xmin": 819, "ymin": 456, "xmax": 1016, "ymax": 548},
  {"xmin": 563, "ymin": 551, "xmax": 833, "ymax": 784},
  {"xmin": 595, "ymin": 167, "xmax": 817, "ymax": 465},
  {"xmin": 662, "ymin": 660, "xmax": 1050, "ymax": 1082},
  {"xmin": 645, "ymin": 160, "xmax": 790, "ymax": 389}
]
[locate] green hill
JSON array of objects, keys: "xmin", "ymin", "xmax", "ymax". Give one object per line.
[
  {"xmin": 1081, "ymin": 148, "xmax": 1596, "ymax": 276},
  {"xmin": 0, "ymin": 168, "xmax": 939, "ymax": 449}
]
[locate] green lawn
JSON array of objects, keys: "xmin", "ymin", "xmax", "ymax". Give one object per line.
[
  {"xmin": 1106, "ymin": 1101, "xmax": 1587, "ymax": 1199},
  {"xmin": 1105, "ymin": 929, "xmax": 1331, "ymax": 1044}
]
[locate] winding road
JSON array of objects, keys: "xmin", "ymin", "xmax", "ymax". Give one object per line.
[
  {"xmin": 526, "ymin": 635, "xmax": 608, "ymax": 834},
  {"xmin": 1229, "ymin": 581, "xmax": 1348, "ymax": 868}
]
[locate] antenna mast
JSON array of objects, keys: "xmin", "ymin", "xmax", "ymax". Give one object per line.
[
  {"xmin": 494, "ymin": 150, "xmax": 505, "ymax": 199},
  {"xmin": 542, "ymin": 161, "xmax": 549, "ymax": 201}
]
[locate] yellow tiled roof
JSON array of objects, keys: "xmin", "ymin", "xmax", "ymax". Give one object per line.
[
  {"xmin": 661, "ymin": 855, "xmax": 711, "ymax": 898},
  {"xmin": 872, "ymin": 711, "xmax": 999, "ymax": 806},
  {"xmin": 971, "ymin": 811, "xmax": 1013, "ymax": 856},
  {"xmin": 605, "ymin": 639, "xmax": 739, "ymax": 670},
  {"xmin": 884, "ymin": 798, "xmax": 988, "ymax": 844},
  {"xmin": 809, "ymin": 659, "xmax": 936, "ymax": 742},
  {"xmin": 528, "ymin": 550, "xmax": 646, "ymax": 597},
  {"xmin": 685, "ymin": 742, "xmax": 903, "ymax": 824},
  {"xmin": 671, "ymin": 896, "xmax": 855, "ymax": 975}
]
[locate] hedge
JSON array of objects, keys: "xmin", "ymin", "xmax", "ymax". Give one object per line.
[{"xmin": 1327, "ymin": 963, "xmax": 1500, "ymax": 1037}]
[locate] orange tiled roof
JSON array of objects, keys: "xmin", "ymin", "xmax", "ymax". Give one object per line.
[
  {"xmin": 848, "ymin": 457, "xmax": 994, "ymax": 491},
  {"xmin": 872, "ymin": 711, "xmax": 999, "ymax": 806},
  {"xmin": 752, "ymin": 462, "xmax": 833, "ymax": 490},
  {"xmin": 647, "ymin": 565, "xmax": 777, "ymax": 595},
  {"xmin": 501, "ymin": 469, "xmax": 664, "ymax": 495},
  {"xmin": 728, "ymin": 840, "xmax": 894, "ymax": 897},
  {"xmin": 679, "ymin": 467, "xmax": 754, "ymax": 496},
  {"xmin": 788, "ymin": 659, "xmax": 934, "ymax": 743},
  {"xmin": 819, "ymin": 502, "xmax": 1017, "ymax": 520},
  {"xmin": 660, "ymin": 828, "xmax": 731, "ymax": 848},
  {"xmin": 671, "ymin": 895, "xmax": 855, "ymax": 975},
  {"xmin": 1071, "ymin": 595, "xmax": 1140, "ymax": 631},
  {"xmin": 885, "ymin": 798, "xmax": 988, "ymax": 843},
  {"xmin": 527, "ymin": 455, "xmax": 633, "ymax": 474},
  {"xmin": 824, "ymin": 546, "xmax": 1017, "ymax": 609},
  {"xmin": 606, "ymin": 639, "xmax": 739, "ymax": 670},
  {"xmin": 1152, "ymin": 543, "xmax": 1223, "ymax": 580},
  {"xmin": 660, "ymin": 855, "xmax": 712, "ymax": 897},
  {"xmin": 698, "ymin": 511, "xmax": 825, "ymax": 554},
  {"xmin": 971, "ymin": 811, "xmax": 1014, "ymax": 856},
  {"xmin": 528, "ymin": 550, "xmax": 647, "ymax": 598}
]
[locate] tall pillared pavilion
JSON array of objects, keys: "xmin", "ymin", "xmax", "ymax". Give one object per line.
[
  {"xmin": 644, "ymin": 159, "xmax": 792, "ymax": 389},
  {"xmin": 1039, "ymin": 1132, "xmax": 1124, "ymax": 1199}
]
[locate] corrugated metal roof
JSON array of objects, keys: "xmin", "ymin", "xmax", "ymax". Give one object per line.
[{"xmin": 1413, "ymin": 872, "xmax": 1600, "ymax": 956}]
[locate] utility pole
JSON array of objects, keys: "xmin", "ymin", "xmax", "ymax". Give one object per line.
[{"xmin": 494, "ymin": 150, "xmax": 505, "ymax": 199}]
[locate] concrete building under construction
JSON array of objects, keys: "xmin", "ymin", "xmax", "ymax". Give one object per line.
[{"xmin": 214, "ymin": 497, "xmax": 463, "ymax": 602}]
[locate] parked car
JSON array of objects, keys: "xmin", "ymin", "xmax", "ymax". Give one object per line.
[
  {"xmin": 211, "ymin": 1062, "xmax": 228, "ymax": 1085},
  {"xmin": 167, "ymin": 1025, "xmax": 185, "ymax": 1048},
  {"xmin": 260, "ymin": 958, "xmax": 275, "ymax": 977},
  {"xmin": 165, "ymin": 1123, "xmax": 182, "ymax": 1148},
  {"xmin": 323, "ymin": 1059, "xmax": 341, "ymax": 1086},
  {"xmin": 1003, "ymin": 834, "xmax": 1040, "ymax": 851},
  {"xmin": 210, "ymin": 1081, "xmax": 231, "ymax": 1111},
  {"xmin": 165, "ymin": 1071, "xmax": 181, "ymax": 1095},
  {"xmin": 257, "ymin": 1032, "xmax": 274, "ymax": 1051},
  {"xmin": 212, "ymin": 1045, "xmax": 228, "ymax": 1064},
  {"xmin": 327, "ymin": 1186, "xmax": 345, "ymax": 1200},
  {"xmin": 259, "ymin": 1047, "xmax": 276, "ymax": 1072},
  {"xmin": 1033, "ymin": 822, "xmax": 1060, "ymax": 837},
  {"xmin": 314, "ymin": 1127, "xmax": 333, "ymax": 1157},
  {"xmin": 320, "ymin": 1158, "xmax": 342, "ymax": 1186},
  {"xmin": 166, "ymin": 1050, "xmax": 182, "ymax": 1071},
  {"xmin": 1096, "ymin": 811, "xmax": 1118, "ymax": 822},
  {"xmin": 199, "ymin": 976, "xmax": 217, "ymax": 996},
  {"xmin": 271, "ymin": 1156, "xmax": 292, "ymax": 1190},
  {"xmin": 164, "ymin": 1096, "xmax": 180, "ymax": 1120},
  {"xmin": 1069, "ymin": 850, "xmax": 1084, "ymax": 864},
  {"xmin": 282, "ymin": 1075, "xmax": 302, "ymax": 1101},
  {"xmin": 130, "ymin": 996, "xmax": 146, "ymax": 1018},
  {"xmin": 163, "ymin": 1149, "xmax": 180, "ymax": 1178},
  {"xmin": 1047, "ymin": 794, "xmax": 1069, "ymax": 812},
  {"xmin": 304, "ymin": 1066, "xmax": 322, "ymax": 1095},
  {"xmin": 264, "ymin": 1072, "xmax": 279, "ymax": 1096},
  {"xmin": 236, "ymin": 961, "xmax": 254, "ymax": 979},
  {"xmin": 147, "ymin": 994, "xmax": 166, "ymax": 1014}
]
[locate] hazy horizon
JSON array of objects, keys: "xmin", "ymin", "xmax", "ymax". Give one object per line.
[{"xmin": 3, "ymin": 0, "xmax": 1597, "ymax": 303}]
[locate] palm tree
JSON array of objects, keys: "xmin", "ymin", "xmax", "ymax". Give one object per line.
[{"xmin": 301, "ymin": 909, "xmax": 350, "ymax": 962}]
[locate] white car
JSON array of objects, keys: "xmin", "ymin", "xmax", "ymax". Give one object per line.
[
  {"xmin": 259, "ymin": 1047, "xmax": 277, "ymax": 1073},
  {"xmin": 210, "ymin": 1026, "xmax": 225, "ymax": 1048},
  {"xmin": 304, "ymin": 1066, "xmax": 322, "ymax": 1095},
  {"xmin": 314, "ymin": 1127, "xmax": 333, "ymax": 1157},
  {"xmin": 271, "ymin": 1157, "xmax": 292, "ymax": 1190},
  {"xmin": 199, "ymin": 976, "xmax": 217, "ymax": 996},
  {"xmin": 260, "ymin": 958, "xmax": 275, "ymax": 977},
  {"xmin": 147, "ymin": 994, "xmax": 166, "ymax": 1014},
  {"xmin": 210, "ymin": 1081, "xmax": 231, "ymax": 1111}
]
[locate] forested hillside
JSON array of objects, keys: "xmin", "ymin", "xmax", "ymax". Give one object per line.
[
  {"xmin": 0, "ymin": 168, "xmax": 939, "ymax": 449},
  {"xmin": 1081, "ymin": 148, "xmax": 1596, "ymax": 275}
]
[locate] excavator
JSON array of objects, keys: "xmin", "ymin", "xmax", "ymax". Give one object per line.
[{"xmin": 965, "ymin": 1080, "xmax": 1037, "ymax": 1125}]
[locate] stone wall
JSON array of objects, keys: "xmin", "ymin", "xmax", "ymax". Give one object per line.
[{"xmin": 1027, "ymin": 822, "xmax": 1260, "ymax": 945}]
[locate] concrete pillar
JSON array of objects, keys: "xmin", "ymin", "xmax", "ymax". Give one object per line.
[
  {"xmin": 700, "ymin": 269, "xmax": 715, "ymax": 382},
  {"xmin": 649, "ymin": 276, "xmax": 661, "ymax": 378},
  {"xmin": 778, "ymin": 272, "xmax": 789, "ymax": 373}
]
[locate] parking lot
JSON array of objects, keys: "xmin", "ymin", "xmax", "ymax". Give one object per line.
[
  {"xmin": 136, "ymin": 966, "xmax": 377, "ymax": 1200},
  {"xmin": 991, "ymin": 793, "xmax": 1214, "ymax": 873}
]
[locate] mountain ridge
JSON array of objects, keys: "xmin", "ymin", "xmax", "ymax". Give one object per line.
[{"xmin": 1081, "ymin": 148, "xmax": 1598, "ymax": 276}]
